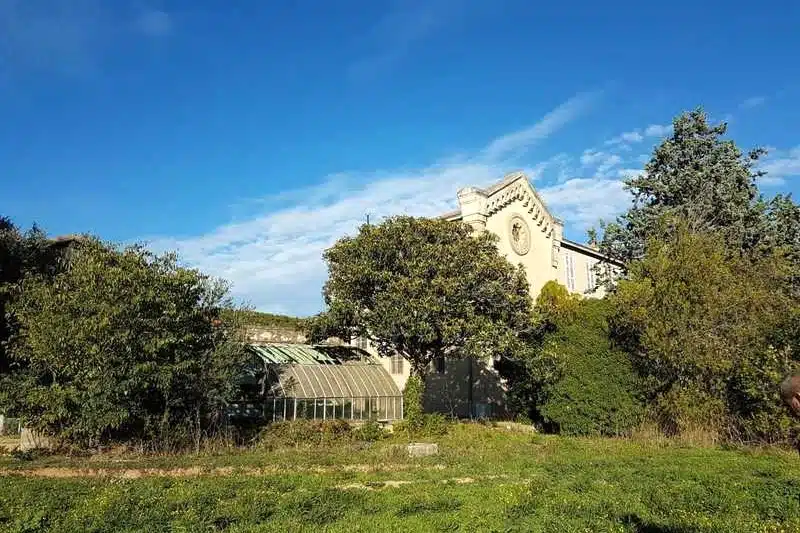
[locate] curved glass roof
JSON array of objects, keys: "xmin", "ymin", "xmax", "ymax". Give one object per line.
[{"xmin": 247, "ymin": 344, "xmax": 401, "ymax": 399}]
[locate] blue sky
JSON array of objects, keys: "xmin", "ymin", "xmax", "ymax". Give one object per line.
[{"xmin": 2, "ymin": 0, "xmax": 800, "ymax": 316}]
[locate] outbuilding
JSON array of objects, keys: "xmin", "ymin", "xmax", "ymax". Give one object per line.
[{"xmin": 230, "ymin": 343, "xmax": 403, "ymax": 423}]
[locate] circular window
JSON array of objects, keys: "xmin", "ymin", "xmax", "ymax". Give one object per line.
[{"xmin": 508, "ymin": 214, "xmax": 531, "ymax": 255}]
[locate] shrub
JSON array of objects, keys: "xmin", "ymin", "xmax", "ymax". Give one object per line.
[
  {"xmin": 256, "ymin": 419, "xmax": 387, "ymax": 449},
  {"xmin": 393, "ymin": 413, "xmax": 450, "ymax": 439},
  {"xmin": 354, "ymin": 420, "xmax": 387, "ymax": 442},
  {"xmin": 539, "ymin": 298, "xmax": 645, "ymax": 436},
  {"xmin": 403, "ymin": 375, "xmax": 424, "ymax": 427}
]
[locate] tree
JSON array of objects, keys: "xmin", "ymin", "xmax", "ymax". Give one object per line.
[
  {"xmin": 1, "ymin": 238, "xmax": 248, "ymax": 448},
  {"xmin": 599, "ymin": 108, "xmax": 766, "ymax": 266},
  {"xmin": 608, "ymin": 221, "xmax": 797, "ymax": 442},
  {"xmin": 497, "ymin": 281, "xmax": 576, "ymax": 422},
  {"xmin": 537, "ymin": 298, "xmax": 645, "ymax": 436},
  {"xmin": 763, "ymin": 193, "xmax": 800, "ymax": 296},
  {"xmin": 0, "ymin": 218, "xmax": 57, "ymax": 376},
  {"xmin": 308, "ymin": 216, "xmax": 534, "ymax": 388}
]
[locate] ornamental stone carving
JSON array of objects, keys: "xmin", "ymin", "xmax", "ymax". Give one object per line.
[{"xmin": 508, "ymin": 214, "xmax": 531, "ymax": 256}]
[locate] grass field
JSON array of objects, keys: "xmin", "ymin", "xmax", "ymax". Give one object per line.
[{"xmin": 1, "ymin": 424, "xmax": 799, "ymax": 532}]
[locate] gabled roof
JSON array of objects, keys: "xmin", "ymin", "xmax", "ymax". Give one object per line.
[
  {"xmin": 245, "ymin": 343, "xmax": 402, "ymax": 399},
  {"xmin": 440, "ymin": 171, "xmax": 561, "ymax": 224}
]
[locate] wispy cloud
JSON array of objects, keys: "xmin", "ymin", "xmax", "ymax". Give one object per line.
[
  {"xmin": 604, "ymin": 123, "xmax": 671, "ymax": 151},
  {"xmin": 481, "ymin": 91, "xmax": 601, "ymax": 161},
  {"xmin": 740, "ymin": 96, "xmax": 766, "ymax": 109},
  {"xmin": 147, "ymin": 92, "xmax": 619, "ymax": 316},
  {"xmin": 606, "ymin": 130, "xmax": 644, "ymax": 146},
  {"xmin": 759, "ymin": 146, "xmax": 800, "ymax": 186},
  {"xmin": 348, "ymin": 0, "xmax": 476, "ymax": 80},
  {"xmin": 135, "ymin": 8, "xmax": 172, "ymax": 37},
  {"xmin": 0, "ymin": 1, "xmax": 172, "ymax": 77},
  {"xmin": 643, "ymin": 124, "xmax": 672, "ymax": 137}
]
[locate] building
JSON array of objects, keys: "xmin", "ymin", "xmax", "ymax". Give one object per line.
[
  {"xmin": 440, "ymin": 171, "xmax": 619, "ymax": 298},
  {"xmin": 355, "ymin": 172, "xmax": 623, "ymax": 419},
  {"xmin": 230, "ymin": 343, "xmax": 403, "ymax": 423}
]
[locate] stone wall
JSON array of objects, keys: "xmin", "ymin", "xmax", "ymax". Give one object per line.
[{"xmin": 245, "ymin": 326, "xmax": 306, "ymax": 344}]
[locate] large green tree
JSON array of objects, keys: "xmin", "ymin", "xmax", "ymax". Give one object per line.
[
  {"xmin": 608, "ymin": 221, "xmax": 797, "ymax": 442},
  {"xmin": 309, "ymin": 216, "xmax": 534, "ymax": 383},
  {"xmin": 0, "ymin": 218, "xmax": 59, "ymax": 375},
  {"xmin": 2, "ymin": 238, "xmax": 248, "ymax": 448},
  {"xmin": 599, "ymin": 108, "xmax": 767, "ymax": 265}
]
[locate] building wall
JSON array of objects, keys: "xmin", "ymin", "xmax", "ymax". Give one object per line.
[
  {"xmin": 558, "ymin": 246, "xmax": 608, "ymax": 298},
  {"xmin": 350, "ymin": 338, "xmax": 506, "ymax": 419},
  {"xmin": 483, "ymin": 200, "xmax": 561, "ymax": 300},
  {"xmin": 456, "ymin": 174, "xmax": 616, "ymax": 300}
]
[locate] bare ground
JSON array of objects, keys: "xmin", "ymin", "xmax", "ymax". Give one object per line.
[{"xmin": 0, "ymin": 462, "xmax": 448, "ymax": 479}]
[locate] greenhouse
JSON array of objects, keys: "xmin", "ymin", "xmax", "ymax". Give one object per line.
[{"xmin": 230, "ymin": 343, "xmax": 403, "ymax": 422}]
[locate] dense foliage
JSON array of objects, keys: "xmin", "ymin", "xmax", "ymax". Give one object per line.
[
  {"xmin": 0, "ymin": 219, "xmax": 64, "ymax": 375},
  {"xmin": 1, "ymin": 236, "xmax": 248, "ymax": 449},
  {"xmin": 501, "ymin": 282, "xmax": 644, "ymax": 436},
  {"xmin": 538, "ymin": 298, "xmax": 645, "ymax": 436},
  {"xmin": 598, "ymin": 108, "xmax": 767, "ymax": 266},
  {"xmin": 609, "ymin": 223, "xmax": 798, "ymax": 442},
  {"xmin": 223, "ymin": 309, "xmax": 307, "ymax": 330},
  {"xmin": 308, "ymin": 216, "xmax": 535, "ymax": 384}
]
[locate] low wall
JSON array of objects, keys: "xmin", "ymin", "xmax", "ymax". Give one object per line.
[{"xmin": 245, "ymin": 326, "xmax": 306, "ymax": 344}]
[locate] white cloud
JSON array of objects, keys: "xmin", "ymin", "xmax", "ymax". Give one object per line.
[
  {"xmin": 482, "ymin": 91, "xmax": 601, "ymax": 161},
  {"xmin": 606, "ymin": 130, "xmax": 644, "ymax": 146},
  {"xmin": 644, "ymin": 124, "xmax": 672, "ymax": 137},
  {"xmin": 539, "ymin": 179, "xmax": 628, "ymax": 228},
  {"xmin": 579, "ymin": 150, "xmax": 623, "ymax": 177},
  {"xmin": 617, "ymin": 168, "xmax": 642, "ymax": 179},
  {"xmin": 740, "ymin": 96, "xmax": 766, "ymax": 109},
  {"xmin": 136, "ymin": 9, "xmax": 171, "ymax": 37},
  {"xmin": 759, "ymin": 146, "xmax": 800, "ymax": 186},
  {"xmin": 348, "ymin": 0, "xmax": 479, "ymax": 80},
  {"xmin": 147, "ymin": 93, "xmax": 614, "ymax": 316}
]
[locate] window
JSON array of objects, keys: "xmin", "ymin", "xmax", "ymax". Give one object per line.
[
  {"xmin": 586, "ymin": 261, "xmax": 596, "ymax": 292},
  {"xmin": 354, "ymin": 336, "xmax": 369, "ymax": 350},
  {"xmin": 391, "ymin": 353, "xmax": 404, "ymax": 374},
  {"xmin": 565, "ymin": 253, "xmax": 576, "ymax": 291},
  {"xmin": 433, "ymin": 356, "xmax": 445, "ymax": 374}
]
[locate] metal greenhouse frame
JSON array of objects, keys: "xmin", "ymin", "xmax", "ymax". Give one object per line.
[{"xmin": 239, "ymin": 344, "xmax": 403, "ymax": 422}]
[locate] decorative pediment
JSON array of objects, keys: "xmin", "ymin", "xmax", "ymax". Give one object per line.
[{"xmin": 484, "ymin": 173, "xmax": 559, "ymax": 237}]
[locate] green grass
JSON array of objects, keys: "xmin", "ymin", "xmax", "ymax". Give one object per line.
[{"xmin": 1, "ymin": 424, "xmax": 800, "ymax": 532}]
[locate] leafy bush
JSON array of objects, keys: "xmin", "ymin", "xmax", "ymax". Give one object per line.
[
  {"xmin": 393, "ymin": 413, "xmax": 450, "ymax": 439},
  {"xmin": 609, "ymin": 224, "xmax": 798, "ymax": 443},
  {"xmin": 2, "ymin": 239, "xmax": 249, "ymax": 450},
  {"xmin": 355, "ymin": 420, "xmax": 387, "ymax": 442},
  {"xmin": 403, "ymin": 375, "xmax": 424, "ymax": 426},
  {"xmin": 539, "ymin": 298, "xmax": 645, "ymax": 436},
  {"xmin": 257, "ymin": 419, "xmax": 386, "ymax": 449}
]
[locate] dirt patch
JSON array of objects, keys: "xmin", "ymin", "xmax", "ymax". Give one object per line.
[
  {"xmin": 0, "ymin": 463, "xmax": 448, "ymax": 479},
  {"xmin": 336, "ymin": 474, "xmax": 510, "ymax": 491}
]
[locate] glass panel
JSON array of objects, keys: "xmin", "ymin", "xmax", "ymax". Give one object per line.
[
  {"xmin": 377, "ymin": 397, "xmax": 389, "ymax": 420},
  {"xmin": 343, "ymin": 399, "xmax": 352, "ymax": 420},
  {"xmin": 274, "ymin": 398, "xmax": 285, "ymax": 421},
  {"xmin": 325, "ymin": 399, "xmax": 336, "ymax": 420},
  {"xmin": 263, "ymin": 399, "xmax": 275, "ymax": 422},
  {"xmin": 352, "ymin": 397, "xmax": 363, "ymax": 420}
]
